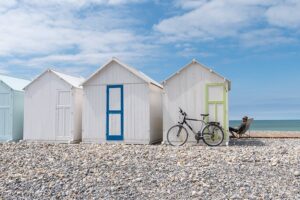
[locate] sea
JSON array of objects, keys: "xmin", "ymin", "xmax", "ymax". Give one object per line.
[{"xmin": 229, "ymin": 120, "xmax": 300, "ymax": 132}]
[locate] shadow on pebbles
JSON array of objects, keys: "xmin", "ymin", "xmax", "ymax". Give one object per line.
[{"xmin": 0, "ymin": 139, "xmax": 299, "ymax": 199}]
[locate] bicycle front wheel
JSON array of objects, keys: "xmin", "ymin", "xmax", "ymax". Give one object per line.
[
  {"xmin": 167, "ymin": 125, "xmax": 188, "ymax": 146},
  {"xmin": 202, "ymin": 124, "xmax": 224, "ymax": 146}
]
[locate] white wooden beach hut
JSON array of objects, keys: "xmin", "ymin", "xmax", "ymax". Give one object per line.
[
  {"xmin": 82, "ymin": 57, "xmax": 163, "ymax": 144},
  {"xmin": 0, "ymin": 75, "xmax": 30, "ymax": 142},
  {"xmin": 162, "ymin": 59, "xmax": 231, "ymax": 144},
  {"xmin": 23, "ymin": 69, "xmax": 84, "ymax": 143}
]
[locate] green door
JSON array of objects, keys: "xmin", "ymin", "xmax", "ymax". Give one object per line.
[{"xmin": 205, "ymin": 83, "xmax": 228, "ymax": 139}]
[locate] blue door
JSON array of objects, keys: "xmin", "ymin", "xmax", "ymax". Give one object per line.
[{"xmin": 106, "ymin": 85, "xmax": 124, "ymax": 141}]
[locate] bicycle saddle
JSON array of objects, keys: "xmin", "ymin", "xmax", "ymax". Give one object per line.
[
  {"xmin": 209, "ymin": 121, "xmax": 220, "ymax": 125},
  {"xmin": 201, "ymin": 114, "xmax": 209, "ymax": 117}
]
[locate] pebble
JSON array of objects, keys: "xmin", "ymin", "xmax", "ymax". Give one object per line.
[
  {"xmin": 0, "ymin": 139, "xmax": 299, "ymax": 199},
  {"xmin": 271, "ymin": 161, "xmax": 278, "ymax": 166}
]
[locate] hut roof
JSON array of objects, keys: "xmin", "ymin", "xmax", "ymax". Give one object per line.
[
  {"xmin": 24, "ymin": 69, "xmax": 85, "ymax": 90},
  {"xmin": 0, "ymin": 74, "xmax": 30, "ymax": 91},
  {"xmin": 82, "ymin": 57, "xmax": 163, "ymax": 89},
  {"xmin": 163, "ymin": 59, "xmax": 231, "ymax": 90}
]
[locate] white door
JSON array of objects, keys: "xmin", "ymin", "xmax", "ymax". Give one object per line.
[
  {"xmin": 55, "ymin": 91, "xmax": 72, "ymax": 141},
  {"xmin": 0, "ymin": 93, "xmax": 11, "ymax": 140}
]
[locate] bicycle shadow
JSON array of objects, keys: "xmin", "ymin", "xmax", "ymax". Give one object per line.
[{"xmin": 229, "ymin": 138, "xmax": 266, "ymax": 146}]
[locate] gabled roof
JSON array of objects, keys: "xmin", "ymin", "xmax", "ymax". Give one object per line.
[
  {"xmin": 51, "ymin": 70, "xmax": 85, "ymax": 88},
  {"xmin": 163, "ymin": 59, "xmax": 231, "ymax": 90},
  {"xmin": 82, "ymin": 57, "xmax": 163, "ymax": 88},
  {"xmin": 0, "ymin": 74, "xmax": 30, "ymax": 91},
  {"xmin": 24, "ymin": 69, "xmax": 85, "ymax": 90}
]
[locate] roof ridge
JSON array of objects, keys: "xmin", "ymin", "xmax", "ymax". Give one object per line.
[
  {"xmin": 51, "ymin": 69, "xmax": 84, "ymax": 80},
  {"xmin": 163, "ymin": 59, "xmax": 231, "ymax": 83},
  {"xmin": 24, "ymin": 68, "xmax": 85, "ymax": 90},
  {"xmin": 111, "ymin": 57, "xmax": 163, "ymax": 88},
  {"xmin": 50, "ymin": 69, "xmax": 84, "ymax": 88},
  {"xmin": 82, "ymin": 57, "xmax": 163, "ymax": 88}
]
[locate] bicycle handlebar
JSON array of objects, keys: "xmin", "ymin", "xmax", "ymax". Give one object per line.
[{"xmin": 179, "ymin": 107, "xmax": 187, "ymax": 116}]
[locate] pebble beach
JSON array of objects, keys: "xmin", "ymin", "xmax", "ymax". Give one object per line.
[{"xmin": 0, "ymin": 139, "xmax": 299, "ymax": 199}]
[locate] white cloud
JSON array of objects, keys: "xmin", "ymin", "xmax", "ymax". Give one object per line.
[
  {"xmin": 155, "ymin": 1, "xmax": 265, "ymax": 41},
  {"xmin": 0, "ymin": 8, "xmax": 74, "ymax": 55},
  {"xmin": 155, "ymin": 0, "xmax": 300, "ymax": 46},
  {"xmin": 175, "ymin": 0, "xmax": 208, "ymax": 9},
  {"xmin": 1, "ymin": 0, "xmax": 300, "ymax": 78},
  {"xmin": 7, "ymin": 0, "xmax": 145, "ymax": 8},
  {"xmin": 175, "ymin": 43, "xmax": 214, "ymax": 58},
  {"xmin": 0, "ymin": 0, "xmax": 16, "ymax": 12},
  {"xmin": 240, "ymin": 28, "xmax": 296, "ymax": 47},
  {"xmin": 9, "ymin": 50, "xmax": 152, "ymax": 68},
  {"xmin": 106, "ymin": 0, "xmax": 145, "ymax": 5},
  {"xmin": 0, "ymin": 0, "xmax": 154, "ymax": 76},
  {"xmin": 178, "ymin": 48, "xmax": 214, "ymax": 58},
  {"xmin": 0, "ymin": 1, "xmax": 147, "ymax": 56},
  {"xmin": 266, "ymin": 0, "xmax": 300, "ymax": 28}
]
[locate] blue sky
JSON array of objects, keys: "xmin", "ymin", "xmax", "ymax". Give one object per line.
[{"xmin": 0, "ymin": 0, "xmax": 300, "ymax": 120}]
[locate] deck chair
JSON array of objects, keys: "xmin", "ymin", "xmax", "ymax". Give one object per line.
[{"xmin": 230, "ymin": 118, "xmax": 254, "ymax": 138}]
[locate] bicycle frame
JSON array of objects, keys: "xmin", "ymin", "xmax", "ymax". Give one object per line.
[
  {"xmin": 167, "ymin": 108, "xmax": 225, "ymax": 146},
  {"xmin": 178, "ymin": 115, "xmax": 207, "ymax": 137}
]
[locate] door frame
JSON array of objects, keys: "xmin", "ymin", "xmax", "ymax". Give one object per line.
[
  {"xmin": 0, "ymin": 92, "xmax": 12, "ymax": 140},
  {"xmin": 106, "ymin": 85, "xmax": 124, "ymax": 141},
  {"xmin": 205, "ymin": 83, "xmax": 228, "ymax": 135}
]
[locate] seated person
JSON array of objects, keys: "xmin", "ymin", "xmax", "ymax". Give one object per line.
[{"xmin": 229, "ymin": 116, "xmax": 248, "ymax": 137}]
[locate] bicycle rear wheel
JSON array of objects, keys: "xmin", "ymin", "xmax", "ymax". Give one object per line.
[
  {"xmin": 167, "ymin": 125, "xmax": 188, "ymax": 146},
  {"xmin": 202, "ymin": 124, "xmax": 224, "ymax": 146}
]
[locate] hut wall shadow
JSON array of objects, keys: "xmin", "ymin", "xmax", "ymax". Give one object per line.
[{"xmin": 229, "ymin": 139, "xmax": 266, "ymax": 146}]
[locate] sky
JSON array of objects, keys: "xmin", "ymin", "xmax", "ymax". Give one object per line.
[{"xmin": 0, "ymin": 0, "xmax": 300, "ymax": 120}]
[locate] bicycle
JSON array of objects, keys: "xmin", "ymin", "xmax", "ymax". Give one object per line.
[{"xmin": 167, "ymin": 108, "xmax": 224, "ymax": 146}]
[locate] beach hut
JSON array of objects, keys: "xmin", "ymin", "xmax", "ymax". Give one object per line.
[
  {"xmin": 23, "ymin": 69, "xmax": 84, "ymax": 143},
  {"xmin": 162, "ymin": 59, "xmax": 231, "ymax": 144},
  {"xmin": 0, "ymin": 75, "xmax": 30, "ymax": 142},
  {"xmin": 82, "ymin": 57, "xmax": 163, "ymax": 144}
]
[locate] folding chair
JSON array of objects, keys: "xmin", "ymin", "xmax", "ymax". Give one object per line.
[{"xmin": 230, "ymin": 118, "xmax": 254, "ymax": 138}]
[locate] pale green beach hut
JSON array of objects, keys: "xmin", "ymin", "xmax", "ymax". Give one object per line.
[{"xmin": 0, "ymin": 74, "xmax": 30, "ymax": 142}]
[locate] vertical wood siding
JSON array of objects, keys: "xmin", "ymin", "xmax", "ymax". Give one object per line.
[
  {"xmin": 149, "ymin": 84, "xmax": 163, "ymax": 143},
  {"xmin": 83, "ymin": 83, "xmax": 151, "ymax": 144},
  {"xmin": 73, "ymin": 88, "xmax": 83, "ymax": 142},
  {"xmin": 0, "ymin": 83, "xmax": 12, "ymax": 141},
  {"xmin": 82, "ymin": 85, "xmax": 104, "ymax": 141},
  {"xmin": 12, "ymin": 91, "xmax": 25, "ymax": 141}
]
